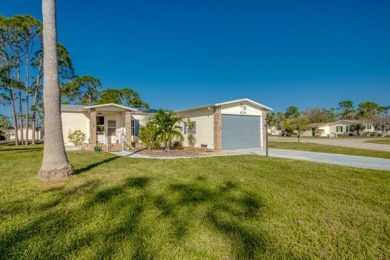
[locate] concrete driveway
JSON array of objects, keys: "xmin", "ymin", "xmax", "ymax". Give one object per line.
[
  {"xmin": 269, "ymin": 136, "xmax": 390, "ymax": 152},
  {"xmin": 225, "ymin": 148, "xmax": 390, "ymax": 171}
]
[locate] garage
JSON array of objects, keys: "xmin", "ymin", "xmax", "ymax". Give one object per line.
[{"xmin": 221, "ymin": 114, "xmax": 261, "ymax": 150}]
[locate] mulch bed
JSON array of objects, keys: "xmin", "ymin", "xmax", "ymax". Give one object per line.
[{"xmin": 134, "ymin": 147, "xmax": 216, "ymax": 157}]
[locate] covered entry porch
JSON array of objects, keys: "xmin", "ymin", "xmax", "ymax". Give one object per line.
[{"xmin": 85, "ymin": 104, "xmax": 137, "ymax": 151}]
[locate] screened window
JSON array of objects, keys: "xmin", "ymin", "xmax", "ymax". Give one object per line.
[
  {"xmin": 131, "ymin": 119, "xmax": 140, "ymax": 136},
  {"xmin": 184, "ymin": 122, "xmax": 196, "ymax": 134},
  {"xmin": 108, "ymin": 120, "xmax": 116, "ymax": 136},
  {"xmin": 97, "ymin": 116, "xmax": 105, "ymax": 132}
]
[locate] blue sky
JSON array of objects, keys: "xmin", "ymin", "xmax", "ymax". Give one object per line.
[{"xmin": 1, "ymin": 0, "xmax": 389, "ymax": 114}]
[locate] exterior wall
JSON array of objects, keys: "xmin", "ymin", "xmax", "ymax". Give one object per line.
[
  {"xmin": 8, "ymin": 129, "xmax": 42, "ymax": 140},
  {"xmin": 131, "ymin": 113, "xmax": 153, "ymax": 142},
  {"xmin": 62, "ymin": 111, "xmax": 90, "ymax": 146},
  {"xmin": 177, "ymin": 107, "xmax": 215, "ymax": 149},
  {"xmin": 220, "ymin": 102, "xmax": 263, "ymax": 116}
]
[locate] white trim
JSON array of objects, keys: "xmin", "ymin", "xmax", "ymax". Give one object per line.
[
  {"xmin": 176, "ymin": 98, "xmax": 272, "ymax": 113},
  {"xmin": 85, "ymin": 103, "xmax": 137, "ymax": 111}
]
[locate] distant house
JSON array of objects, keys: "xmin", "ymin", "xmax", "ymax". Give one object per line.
[
  {"xmin": 61, "ymin": 98, "xmax": 272, "ymax": 151},
  {"xmin": 303, "ymin": 120, "xmax": 375, "ymax": 137},
  {"xmin": 6, "ymin": 128, "xmax": 43, "ymax": 141},
  {"xmin": 267, "ymin": 126, "xmax": 282, "ymax": 136}
]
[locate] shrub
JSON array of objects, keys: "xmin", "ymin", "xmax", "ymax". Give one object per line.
[
  {"xmin": 188, "ymin": 133, "xmax": 196, "ymax": 147},
  {"xmin": 67, "ymin": 129, "xmax": 86, "ymax": 150},
  {"xmin": 172, "ymin": 140, "xmax": 183, "ymax": 149},
  {"xmin": 138, "ymin": 122, "xmax": 160, "ymax": 150}
]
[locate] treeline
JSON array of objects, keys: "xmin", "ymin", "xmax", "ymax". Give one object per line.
[
  {"xmin": 0, "ymin": 15, "xmax": 148, "ymax": 145},
  {"xmin": 267, "ymin": 101, "xmax": 390, "ymax": 137}
]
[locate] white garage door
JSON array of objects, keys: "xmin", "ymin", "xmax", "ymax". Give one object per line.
[{"xmin": 221, "ymin": 115, "xmax": 261, "ymax": 150}]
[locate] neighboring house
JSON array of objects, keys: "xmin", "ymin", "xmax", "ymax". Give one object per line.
[
  {"xmin": 267, "ymin": 126, "xmax": 282, "ymax": 136},
  {"xmin": 7, "ymin": 128, "xmax": 43, "ymax": 140},
  {"xmin": 61, "ymin": 98, "xmax": 272, "ymax": 151},
  {"xmin": 302, "ymin": 120, "xmax": 375, "ymax": 137}
]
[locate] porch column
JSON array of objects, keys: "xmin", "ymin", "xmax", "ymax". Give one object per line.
[
  {"xmin": 90, "ymin": 108, "xmax": 97, "ymax": 146},
  {"xmin": 213, "ymin": 106, "xmax": 222, "ymax": 151},
  {"xmin": 125, "ymin": 110, "xmax": 132, "ymax": 145}
]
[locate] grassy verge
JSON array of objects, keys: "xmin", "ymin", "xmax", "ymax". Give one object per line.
[
  {"xmin": 364, "ymin": 139, "xmax": 390, "ymax": 145},
  {"xmin": 269, "ymin": 141, "xmax": 390, "ymax": 159},
  {"xmin": 0, "ymin": 144, "xmax": 389, "ymax": 259}
]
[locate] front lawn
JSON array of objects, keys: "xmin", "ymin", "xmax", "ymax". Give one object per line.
[
  {"xmin": 364, "ymin": 138, "xmax": 390, "ymax": 145},
  {"xmin": 0, "ymin": 145, "xmax": 389, "ymax": 259},
  {"xmin": 269, "ymin": 141, "xmax": 390, "ymax": 159}
]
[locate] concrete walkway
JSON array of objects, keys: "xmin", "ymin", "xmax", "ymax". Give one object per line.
[
  {"xmin": 226, "ymin": 148, "xmax": 390, "ymax": 171},
  {"xmin": 110, "ymin": 151, "xmax": 151, "ymax": 158},
  {"xmin": 269, "ymin": 137, "xmax": 390, "ymax": 152}
]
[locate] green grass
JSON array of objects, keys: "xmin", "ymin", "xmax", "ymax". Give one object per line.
[
  {"xmin": 364, "ymin": 138, "xmax": 390, "ymax": 145},
  {"xmin": 269, "ymin": 141, "xmax": 390, "ymax": 159},
  {"xmin": 0, "ymin": 145, "xmax": 389, "ymax": 259}
]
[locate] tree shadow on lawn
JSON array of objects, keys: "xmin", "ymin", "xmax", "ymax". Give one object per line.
[
  {"xmin": 0, "ymin": 175, "xmax": 288, "ymax": 259},
  {"xmin": 74, "ymin": 156, "xmax": 120, "ymax": 175}
]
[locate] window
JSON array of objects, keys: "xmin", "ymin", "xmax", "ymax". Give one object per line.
[
  {"xmin": 346, "ymin": 126, "xmax": 350, "ymax": 132},
  {"xmin": 336, "ymin": 126, "xmax": 344, "ymax": 132},
  {"xmin": 131, "ymin": 119, "xmax": 140, "ymax": 136},
  {"xmin": 184, "ymin": 122, "xmax": 196, "ymax": 134},
  {"xmin": 97, "ymin": 116, "xmax": 105, "ymax": 133},
  {"xmin": 108, "ymin": 120, "xmax": 116, "ymax": 136},
  {"xmin": 367, "ymin": 125, "xmax": 372, "ymax": 130}
]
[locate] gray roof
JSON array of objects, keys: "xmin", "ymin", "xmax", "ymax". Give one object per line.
[{"xmin": 61, "ymin": 104, "xmax": 86, "ymax": 112}]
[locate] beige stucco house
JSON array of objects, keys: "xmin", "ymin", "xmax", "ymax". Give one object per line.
[
  {"xmin": 7, "ymin": 128, "xmax": 43, "ymax": 141},
  {"xmin": 61, "ymin": 98, "xmax": 272, "ymax": 151},
  {"xmin": 303, "ymin": 120, "xmax": 375, "ymax": 137}
]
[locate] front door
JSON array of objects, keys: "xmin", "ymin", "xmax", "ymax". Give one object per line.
[{"xmin": 108, "ymin": 120, "xmax": 117, "ymax": 143}]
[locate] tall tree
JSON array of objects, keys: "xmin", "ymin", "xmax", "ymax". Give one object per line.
[
  {"xmin": 96, "ymin": 88, "xmax": 149, "ymax": 109},
  {"xmin": 39, "ymin": 0, "xmax": 74, "ymax": 179},
  {"xmin": 304, "ymin": 108, "xmax": 335, "ymax": 123},
  {"xmin": 356, "ymin": 101, "xmax": 388, "ymax": 121},
  {"xmin": 31, "ymin": 43, "xmax": 74, "ymax": 144},
  {"xmin": 62, "ymin": 75, "xmax": 101, "ymax": 106},
  {"xmin": 19, "ymin": 15, "xmax": 42, "ymax": 145},
  {"xmin": 285, "ymin": 106, "xmax": 300, "ymax": 119},
  {"xmin": 0, "ymin": 17, "xmax": 20, "ymax": 145},
  {"xmin": 337, "ymin": 101, "xmax": 355, "ymax": 120}
]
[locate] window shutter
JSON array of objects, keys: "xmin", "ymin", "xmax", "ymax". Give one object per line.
[{"xmin": 193, "ymin": 122, "xmax": 196, "ymax": 134}]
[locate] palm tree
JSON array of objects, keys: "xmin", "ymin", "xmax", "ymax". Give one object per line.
[
  {"xmin": 150, "ymin": 109, "xmax": 183, "ymax": 152},
  {"xmin": 38, "ymin": 0, "xmax": 74, "ymax": 179}
]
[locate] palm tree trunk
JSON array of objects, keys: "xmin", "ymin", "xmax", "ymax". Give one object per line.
[{"xmin": 39, "ymin": 0, "xmax": 74, "ymax": 180}]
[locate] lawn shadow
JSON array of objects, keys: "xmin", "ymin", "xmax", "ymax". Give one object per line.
[
  {"xmin": 1, "ymin": 174, "xmax": 279, "ymax": 259},
  {"xmin": 74, "ymin": 156, "xmax": 120, "ymax": 175}
]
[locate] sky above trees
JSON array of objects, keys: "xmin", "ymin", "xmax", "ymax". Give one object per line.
[{"xmin": 1, "ymin": 0, "xmax": 389, "ymax": 114}]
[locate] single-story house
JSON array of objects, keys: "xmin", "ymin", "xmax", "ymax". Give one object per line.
[
  {"xmin": 61, "ymin": 98, "xmax": 272, "ymax": 151},
  {"xmin": 6, "ymin": 128, "xmax": 43, "ymax": 141},
  {"xmin": 302, "ymin": 120, "xmax": 375, "ymax": 137}
]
